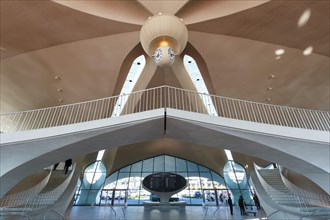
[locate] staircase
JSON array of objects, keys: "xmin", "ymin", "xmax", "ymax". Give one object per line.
[
  {"xmin": 256, "ymin": 165, "xmax": 330, "ymax": 219},
  {"xmin": 0, "ymin": 165, "xmax": 75, "ymax": 219},
  {"xmin": 258, "ymin": 169, "xmax": 305, "ymax": 208}
]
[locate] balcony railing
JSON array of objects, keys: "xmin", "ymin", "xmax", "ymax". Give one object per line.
[{"xmin": 1, "ymin": 86, "xmax": 329, "ymax": 133}]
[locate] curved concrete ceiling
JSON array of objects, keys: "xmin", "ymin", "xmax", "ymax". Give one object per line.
[
  {"xmin": 52, "ymin": 0, "xmax": 151, "ymax": 25},
  {"xmin": 1, "ymin": 0, "xmax": 329, "ymax": 113}
]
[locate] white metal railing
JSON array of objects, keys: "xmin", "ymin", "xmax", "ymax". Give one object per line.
[
  {"xmin": 1, "ymin": 86, "xmax": 329, "ymax": 133},
  {"xmin": 0, "ymin": 170, "xmax": 52, "ymax": 208},
  {"xmin": 279, "ymin": 166, "xmax": 330, "ymax": 209}
]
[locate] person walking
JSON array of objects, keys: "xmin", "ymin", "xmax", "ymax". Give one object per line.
[
  {"xmin": 53, "ymin": 162, "xmax": 59, "ymax": 170},
  {"xmin": 238, "ymin": 195, "xmax": 246, "ymax": 216},
  {"xmin": 227, "ymin": 195, "xmax": 233, "ymax": 215},
  {"xmin": 64, "ymin": 159, "xmax": 72, "ymax": 174}
]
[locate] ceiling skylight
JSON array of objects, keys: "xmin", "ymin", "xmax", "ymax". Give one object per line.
[
  {"xmin": 225, "ymin": 149, "xmax": 234, "ymax": 161},
  {"xmin": 183, "ymin": 55, "xmax": 218, "ymax": 116},
  {"xmin": 112, "ymin": 55, "xmax": 146, "ymax": 117},
  {"xmin": 97, "ymin": 55, "xmax": 146, "ymax": 161}
]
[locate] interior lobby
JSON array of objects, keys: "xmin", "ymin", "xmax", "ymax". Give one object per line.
[{"xmin": 0, "ymin": 1, "xmax": 329, "ymax": 220}]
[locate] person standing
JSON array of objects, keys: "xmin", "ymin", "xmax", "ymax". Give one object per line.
[
  {"xmin": 253, "ymin": 194, "xmax": 261, "ymax": 210},
  {"xmin": 219, "ymin": 193, "xmax": 224, "ymax": 203},
  {"xmin": 64, "ymin": 159, "xmax": 72, "ymax": 174},
  {"xmin": 238, "ymin": 195, "xmax": 246, "ymax": 216},
  {"xmin": 227, "ymin": 195, "xmax": 233, "ymax": 215}
]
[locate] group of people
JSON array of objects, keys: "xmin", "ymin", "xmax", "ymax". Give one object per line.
[
  {"xmin": 226, "ymin": 193, "xmax": 260, "ymax": 216},
  {"xmin": 53, "ymin": 159, "xmax": 72, "ymax": 174}
]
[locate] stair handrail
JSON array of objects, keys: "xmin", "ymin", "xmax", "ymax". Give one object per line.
[
  {"xmin": 1, "ymin": 86, "xmax": 329, "ymax": 133},
  {"xmin": 25, "ymin": 163, "xmax": 76, "ymax": 210},
  {"xmin": 42, "ymin": 209, "xmax": 64, "ymax": 220},
  {"xmin": 267, "ymin": 209, "xmax": 290, "ymax": 220},
  {"xmin": 278, "ymin": 166, "xmax": 330, "ymax": 208},
  {"xmin": 0, "ymin": 169, "xmax": 52, "ymax": 208}
]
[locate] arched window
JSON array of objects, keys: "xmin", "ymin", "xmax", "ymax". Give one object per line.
[
  {"xmin": 75, "ymin": 161, "xmax": 106, "ymax": 205},
  {"xmin": 77, "ymin": 155, "xmax": 228, "ymax": 206}
]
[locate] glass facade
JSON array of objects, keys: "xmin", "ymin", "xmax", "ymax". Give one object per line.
[{"xmin": 74, "ymin": 155, "xmax": 253, "ymax": 206}]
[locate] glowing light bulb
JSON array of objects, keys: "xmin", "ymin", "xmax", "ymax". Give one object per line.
[{"xmin": 159, "ymin": 40, "xmax": 169, "ymax": 47}]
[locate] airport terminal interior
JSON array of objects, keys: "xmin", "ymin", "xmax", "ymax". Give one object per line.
[{"xmin": 0, "ymin": 1, "xmax": 329, "ymax": 219}]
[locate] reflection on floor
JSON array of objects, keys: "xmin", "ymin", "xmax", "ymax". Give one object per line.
[{"xmin": 68, "ymin": 205, "xmax": 266, "ymax": 220}]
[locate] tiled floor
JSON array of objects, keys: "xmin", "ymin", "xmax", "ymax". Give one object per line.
[{"xmin": 68, "ymin": 205, "xmax": 266, "ymax": 220}]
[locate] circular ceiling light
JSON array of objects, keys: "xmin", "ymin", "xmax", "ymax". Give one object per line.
[
  {"xmin": 275, "ymin": 49, "xmax": 285, "ymax": 56},
  {"xmin": 303, "ymin": 46, "xmax": 313, "ymax": 56},
  {"xmin": 140, "ymin": 14, "xmax": 188, "ymax": 67}
]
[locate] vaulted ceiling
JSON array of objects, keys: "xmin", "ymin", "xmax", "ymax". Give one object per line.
[{"xmin": 1, "ymin": 0, "xmax": 329, "ymax": 113}]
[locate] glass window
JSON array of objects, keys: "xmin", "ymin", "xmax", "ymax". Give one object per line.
[
  {"xmin": 142, "ymin": 158, "xmax": 153, "ymax": 172},
  {"xmin": 198, "ymin": 165, "xmax": 209, "ymax": 172},
  {"xmin": 165, "ymin": 155, "xmax": 175, "ymax": 172},
  {"xmin": 187, "ymin": 161, "xmax": 199, "ymax": 172},
  {"xmin": 199, "ymin": 171, "xmax": 213, "ymax": 189},
  {"xmin": 176, "ymin": 158, "xmax": 187, "ymax": 172},
  {"xmin": 131, "ymin": 161, "xmax": 142, "ymax": 172},
  {"xmin": 211, "ymin": 171, "xmax": 227, "ymax": 189},
  {"xmin": 153, "ymin": 155, "xmax": 165, "ymax": 172},
  {"xmin": 117, "ymin": 172, "xmax": 130, "ymax": 189},
  {"xmin": 79, "ymin": 155, "xmax": 231, "ymax": 206},
  {"xmin": 104, "ymin": 171, "xmax": 119, "ymax": 189},
  {"xmin": 120, "ymin": 165, "xmax": 131, "ymax": 173}
]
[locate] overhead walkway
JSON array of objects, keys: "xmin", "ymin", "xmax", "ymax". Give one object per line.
[{"xmin": 1, "ymin": 86, "xmax": 329, "ymax": 197}]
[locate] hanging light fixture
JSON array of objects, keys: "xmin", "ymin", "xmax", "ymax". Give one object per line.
[{"xmin": 140, "ymin": 13, "xmax": 188, "ymax": 67}]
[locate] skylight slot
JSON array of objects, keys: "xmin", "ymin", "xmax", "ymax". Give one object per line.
[
  {"xmin": 112, "ymin": 55, "xmax": 146, "ymax": 117},
  {"xmin": 183, "ymin": 55, "xmax": 218, "ymax": 116},
  {"xmin": 96, "ymin": 150, "xmax": 105, "ymax": 161},
  {"xmin": 96, "ymin": 55, "xmax": 146, "ymax": 161},
  {"xmin": 225, "ymin": 149, "xmax": 234, "ymax": 161}
]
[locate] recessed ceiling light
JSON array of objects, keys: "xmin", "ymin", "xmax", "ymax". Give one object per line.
[
  {"xmin": 54, "ymin": 76, "xmax": 61, "ymax": 80},
  {"xmin": 266, "ymin": 98, "xmax": 271, "ymax": 102},
  {"xmin": 275, "ymin": 49, "xmax": 285, "ymax": 56},
  {"xmin": 57, "ymin": 88, "xmax": 63, "ymax": 92},
  {"xmin": 267, "ymin": 87, "xmax": 272, "ymax": 91},
  {"xmin": 275, "ymin": 56, "xmax": 281, "ymax": 60},
  {"xmin": 297, "ymin": 9, "xmax": 311, "ymax": 28},
  {"xmin": 303, "ymin": 46, "xmax": 313, "ymax": 56},
  {"xmin": 269, "ymin": 74, "xmax": 275, "ymax": 79},
  {"xmin": 58, "ymin": 99, "xmax": 64, "ymax": 102}
]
